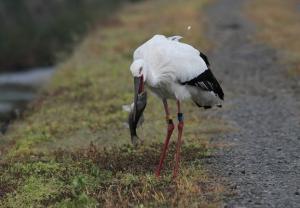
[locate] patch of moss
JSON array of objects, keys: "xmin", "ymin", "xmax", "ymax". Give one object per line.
[{"xmin": 1, "ymin": 176, "xmax": 63, "ymax": 208}]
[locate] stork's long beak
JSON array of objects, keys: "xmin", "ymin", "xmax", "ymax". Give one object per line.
[
  {"xmin": 133, "ymin": 75, "xmax": 144, "ymax": 110},
  {"xmin": 129, "ymin": 75, "xmax": 147, "ymax": 146}
]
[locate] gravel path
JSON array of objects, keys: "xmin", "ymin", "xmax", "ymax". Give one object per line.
[{"xmin": 204, "ymin": 0, "xmax": 300, "ymax": 207}]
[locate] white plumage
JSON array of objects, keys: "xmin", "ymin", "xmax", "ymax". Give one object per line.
[
  {"xmin": 129, "ymin": 34, "xmax": 224, "ymax": 177},
  {"xmin": 130, "ymin": 34, "xmax": 223, "ymax": 107}
]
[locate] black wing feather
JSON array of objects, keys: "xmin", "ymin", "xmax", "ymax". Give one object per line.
[
  {"xmin": 199, "ymin": 52, "xmax": 210, "ymax": 67},
  {"xmin": 181, "ymin": 53, "xmax": 224, "ymax": 100},
  {"xmin": 181, "ymin": 69, "xmax": 224, "ymax": 100}
]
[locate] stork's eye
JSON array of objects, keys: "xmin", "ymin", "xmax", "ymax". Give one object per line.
[{"xmin": 139, "ymin": 67, "xmax": 143, "ymax": 74}]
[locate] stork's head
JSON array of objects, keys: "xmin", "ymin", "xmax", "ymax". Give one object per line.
[
  {"xmin": 130, "ymin": 59, "xmax": 146, "ymax": 81},
  {"xmin": 130, "ymin": 59, "xmax": 146, "ymax": 104}
]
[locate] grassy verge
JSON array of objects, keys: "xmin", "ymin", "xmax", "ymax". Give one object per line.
[
  {"xmin": 0, "ymin": 0, "xmax": 230, "ymax": 207},
  {"xmin": 247, "ymin": 0, "xmax": 300, "ymax": 75}
]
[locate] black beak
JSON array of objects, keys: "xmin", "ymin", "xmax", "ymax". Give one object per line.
[
  {"xmin": 133, "ymin": 76, "xmax": 143, "ymax": 118},
  {"xmin": 129, "ymin": 76, "xmax": 147, "ymax": 146}
]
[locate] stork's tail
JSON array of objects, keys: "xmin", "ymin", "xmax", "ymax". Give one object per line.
[{"xmin": 194, "ymin": 102, "xmax": 222, "ymax": 109}]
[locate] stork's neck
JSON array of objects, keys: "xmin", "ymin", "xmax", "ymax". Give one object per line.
[{"xmin": 144, "ymin": 65, "xmax": 156, "ymax": 87}]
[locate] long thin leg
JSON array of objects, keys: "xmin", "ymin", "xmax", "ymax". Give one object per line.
[
  {"xmin": 155, "ymin": 99, "xmax": 174, "ymax": 177},
  {"xmin": 173, "ymin": 100, "xmax": 184, "ymax": 178}
]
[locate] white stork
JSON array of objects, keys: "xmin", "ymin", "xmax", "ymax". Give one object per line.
[{"xmin": 128, "ymin": 34, "xmax": 224, "ymax": 178}]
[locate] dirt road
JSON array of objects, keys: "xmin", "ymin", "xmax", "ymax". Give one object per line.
[{"xmin": 204, "ymin": 0, "xmax": 300, "ymax": 207}]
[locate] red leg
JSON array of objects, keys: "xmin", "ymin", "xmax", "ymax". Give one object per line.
[
  {"xmin": 173, "ymin": 100, "xmax": 184, "ymax": 178},
  {"xmin": 155, "ymin": 100, "xmax": 174, "ymax": 177}
]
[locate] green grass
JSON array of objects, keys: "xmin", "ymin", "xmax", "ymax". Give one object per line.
[
  {"xmin": 0, "ymin": 0, "xmax": 230, "ymax": 207},
  {"xmin": 1, "ymin": 143, "xmax": 222, "ymax": 207}
]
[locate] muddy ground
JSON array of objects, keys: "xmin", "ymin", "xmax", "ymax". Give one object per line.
[{"xmin": 204, "ymin": 0, "xmax": 300, "ymax": 207}]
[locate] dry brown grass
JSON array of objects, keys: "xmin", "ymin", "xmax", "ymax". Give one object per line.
[{"xmin": 247, "ymin": 0, "xmax": 300, "ymax": 75}]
